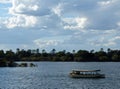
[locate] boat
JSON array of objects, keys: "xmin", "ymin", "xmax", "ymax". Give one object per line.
[{"xmin": 69, "ymin": 69, "xmax": 105, "ymax": 78}]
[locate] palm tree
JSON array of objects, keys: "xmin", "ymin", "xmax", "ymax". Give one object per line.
[
  {"xmin": 42, "ymin": 49, "xmax": 46, "ymax": 53},
  {"xmin": 72, "ymin": 50, "xmax": 76, "ymax": 54},
  {"xmin": 51, "ymin": 49, "xmax": 56, "ymax": 54}
]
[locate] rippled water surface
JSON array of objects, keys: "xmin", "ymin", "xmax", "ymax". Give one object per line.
[{"xmin": 0, "ymin": 62, "xmax": 120, "ymax": 89}]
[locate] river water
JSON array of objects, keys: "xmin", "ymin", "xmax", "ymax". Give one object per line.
[{"xmin": 0, "ymin": 62, "xmax": 120, "ymax": 89}]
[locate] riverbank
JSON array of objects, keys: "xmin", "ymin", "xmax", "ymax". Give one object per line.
[{"xmin": 0, "ymin": 60, "xmax": 37, "ymax": 67}]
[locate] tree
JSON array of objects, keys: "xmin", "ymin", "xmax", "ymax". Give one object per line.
[
  {"xmin": 75, "ymin": 50, "xmax": 91, "ymax": 61},
  {"xmin": 112, "ymin": 54, "xmax": 119, "ymax": 61},
  {"xmin": 90, "ymin": 49, "xmax": 94, "ymax": 53},
  {"xmin": 56, "ymin": 50, "xmax": 66, "ymax": 57},
  {"xmin": 94, "ymin": 50, "xmax": 108, "ymax": 61},
  {"xmin": 42, "ymin": 49, "xmax": 48, "ymax": 57},
  {"xmin": 42, "ymin": 49, "xmax": 46, "ymax": 54},
  {"xmin": 16, "ymin": 48, "xmax": 20, "ymax": 54},
  {"xmin": 100, "ymin": 48, "xmax": 104, "ymax": 52},
  {"xmin": 36, "ymin": 49, "xmax": 39, "ymax": 54},
  {"xmin": 0, "ymin": 50, "xmax": 5, "ymax": 58},
  {"xmin": 0, "ymin": 59, "xmax": 7, "ymax": 67},
  {"xmin": 107, "ymin": 48, "xmax": 111, "ymax": 53},
  {"xmin": 51, "ymin": 49, "xmax": 56, "ymax": 55},
  {"xmin": 72, "ymin": 50, "xmax": 76, "ymax": 54},
  {"xmin": 5, "ymin": 50, "xmax": 15, "ymax": 60}
]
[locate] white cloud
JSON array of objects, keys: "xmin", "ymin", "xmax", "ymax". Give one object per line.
[
  {"xmin": 21, "ymin": 44, "xmax": 28, "ymax": 49},
  {"xmin": 110, "ymin": 36, "xmax": 120, "ymax": 42},
  {"xmin": 1, "ymin": 0, "xmax": 119, "ymax": 31},
  {"xmin": 88, "ymin": 29, "xmax": 120, "ymax": 47},
  {"xmin": 52, "ymin": 3, "xmax": 63, "ymax": 16},
  {"xmin": 97, "ymin": 36, "xmax": 120, "ymax": 47},
  {"xmin": 117, "ymin": 22, "xmax": 120, "ymax": 26},
  {"xmin": 98, "ymin": 0, "xmax": 114, "ymax": 6},
  {"xmin": 6, "ymin": 0, "xmax": 120, "ymax": 30},
  {"xmin": 102, "ymin": 36, "xmax": 120, "ymax": 46},
  {"xmin": 61, "ymin": 29, "xmax": 120, "ymax": 50},
  {"xmin": 4, "ymin": 15, "xmax": 37, "ymax": 28},
  {"xmin": 34, "ymin": 39, "xmax": 62, "ymax": 48},
  {"xmin": 0, "ymin": 0, "xmax": 11, "ymax": 3},
  {"xmin": 90, "ymin": 37, "xmax": 116, "ymax": 47},
  {"xmin": 9, "ymin": 0, "xmax": 58, "ymax": 16},
  {"xmin": 10, "ymin": 3, "xmax": 39, "ymax": 15},
  {"xmin": 63, "ymin": 17, "xmax": 88, "ymax": 30},
  {"xmin": 25, "ymin": 16, "xmax": 37, "ymax": 27}
]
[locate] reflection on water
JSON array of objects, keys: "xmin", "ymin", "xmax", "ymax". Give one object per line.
[{"xmin": 0, "ymin": 62, "xmax": 120, "ymax": 89}]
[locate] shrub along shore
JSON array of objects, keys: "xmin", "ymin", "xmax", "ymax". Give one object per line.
[{"xmin": 0, "ymin": 60, "xmax": 37, "ymax": 67}]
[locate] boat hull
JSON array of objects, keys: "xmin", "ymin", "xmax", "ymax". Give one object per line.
[{"xmin": 69, "ymin": 73, "xmax": 105, "ymax": 78}]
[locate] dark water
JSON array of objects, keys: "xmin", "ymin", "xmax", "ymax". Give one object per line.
[{"xmin": 0, "ymin": 62, "xmax": 120, "ymax": 89}]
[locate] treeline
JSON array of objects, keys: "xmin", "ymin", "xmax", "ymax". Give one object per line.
[{"xmin": 0, "ymin": 48, "xmax": 120, "ymax": 62}]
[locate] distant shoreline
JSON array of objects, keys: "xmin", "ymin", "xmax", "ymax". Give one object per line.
[{"xmin": 0, "ymin": 48, "xmax": 120, "ymax": 63}]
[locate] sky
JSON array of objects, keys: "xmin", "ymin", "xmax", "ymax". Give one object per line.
[{"xmin": 0, "ymin": 0, "xmax": 120, "ymax": 52}]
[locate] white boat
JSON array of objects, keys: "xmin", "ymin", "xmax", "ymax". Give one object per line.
[{"xmin": 69, "ymin": 69, "xmax": 105, "ymax": 78}]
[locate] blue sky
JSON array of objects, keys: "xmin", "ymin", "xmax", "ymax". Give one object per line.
[{"xmin": 0, "ymin": 0, "xmax": 120, "ymax": 52}]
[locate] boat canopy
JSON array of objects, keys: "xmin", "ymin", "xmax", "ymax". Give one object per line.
[{"xmin": 72, "ymin": 69, "xmax": 101, "ymax": 72}]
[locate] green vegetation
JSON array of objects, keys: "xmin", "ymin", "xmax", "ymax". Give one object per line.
[
  {"xmin": 0, "ymin": 59, "xmax": 37, "ymax": 67},
  {"xmin": 0, "ymin": 48, "xmax": 120, "ymax": 62}
]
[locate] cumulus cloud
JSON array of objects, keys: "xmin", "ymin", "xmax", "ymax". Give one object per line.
[
  {"xmin": 34, "ymin": 39, "xmax": 62, "ymax": 48},
  {"xmin": 90, "ymin": 37, "xmax": 116, "ymax": 47},
  {"xmin": 6, "ymin": 0, "xmax": 63, "ymax": 29},
  {"xmin": 63, "ymin": 17, "xmax": 88, "ymax": 30},
  {"xmin": 90, "ymin": 35, "xmax": 120, "ymax": 47},
  {"xmin": 5, "ymin": 0, "xmax": 120, "ymax": 30},
  {"xmin": 109, "ymin": 36, "xmax": 120, "ymax": 45},
  {"xmin": 52, "ymin": 3, "xmax": 63, "ymax": 16},
  {"xmin": 60, "ymin": 29, "xmax": 120, "ymax": 50},
  {"xmin": 88, "ymin": 29, "xmax": 120, "ymax": 47},
  {"xmin": 0, "ymin": 0, "xmax": 11, "ymax": 3},
  {"xmin": 4, "ymin": 15, "xmax": 37, "ymax": 28},
  {"xmin": 98, "ymin": 0, "xmax": 114, "ymax": 6},
  {"xmin": 9, "ymin": 0, "xmax": 59, "ymax": 16}
]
